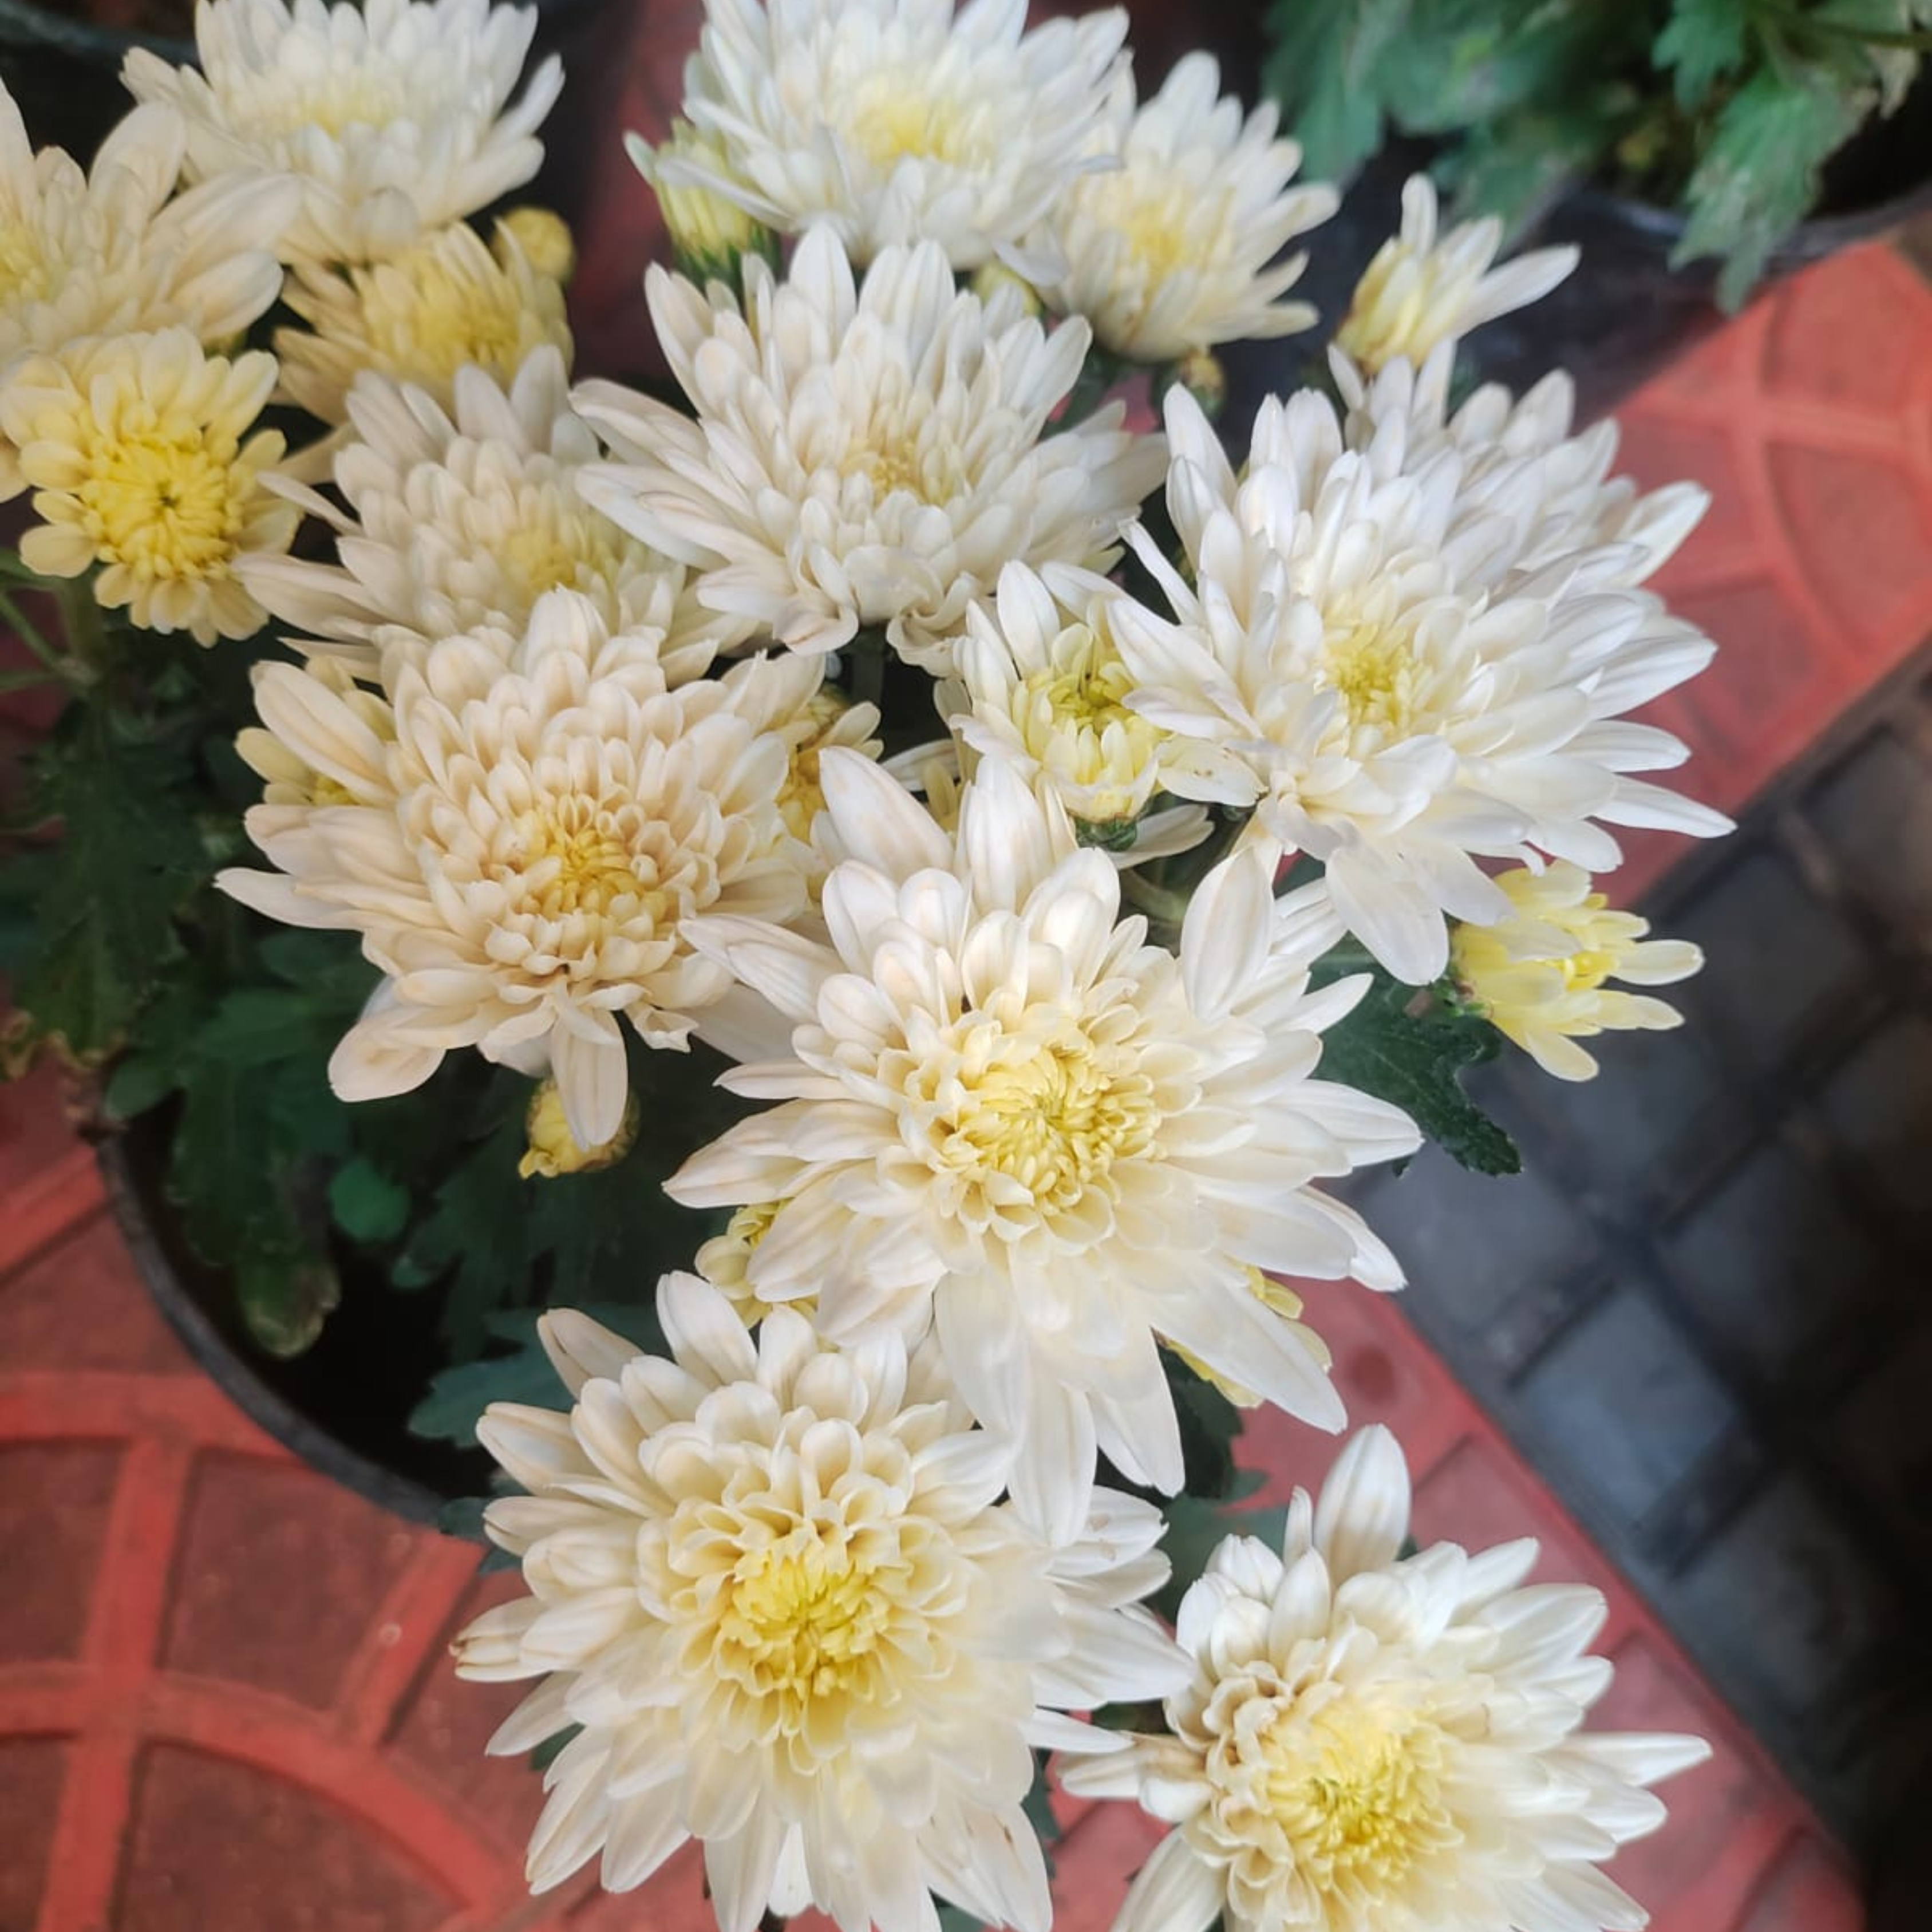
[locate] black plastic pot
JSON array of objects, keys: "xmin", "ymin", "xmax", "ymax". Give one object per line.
[
  {"xmin": 98, "ymin": 1112, "xmax": 491, "ymax": 1524},
  {"xmin": 0, "ymin": 0, "xmax": 635, "ymax": 240}
]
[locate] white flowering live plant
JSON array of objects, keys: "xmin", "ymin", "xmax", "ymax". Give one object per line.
[{"xmin": 0, "ymin": 3, "xmax": 1731, "ymax": 1929}]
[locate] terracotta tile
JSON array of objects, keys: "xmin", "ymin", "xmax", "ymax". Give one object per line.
[
  {"xmin": 388, "ymin": 1568, "xmax": 560, "ymax": 1849},
  {"xmin": 1048, "ymin": 1796, "xmax": 1170, "ymax": 1932},
  {"xmin": 1761, "ymin": 246, "xmax": 1932, "ymax": 413},
  {"xmin": 0, "ymin": 1057, "xmax": 81, "ymax": 1199},
  {"xmin": 1411, "ymin": 1432, "xmax": 1616, "ymax": 1597},
  {"xmin": 0, "ymin": 1736, "xmax": 67, "ymax": 1930},
  {"xmin": 1593, "ymin": 1634, "xmax": 1773, "ymax": 1918},
  {"xmin": 0, "ymin": 1440, "xmax": 123, "ymax": 1664},
  {"xmin": 116, "ymin": 1742, "xmax": 457, "ymax": 1932},
  {"xmin": 1768, "ymin": 440, "xmax": 1932, "ymax": 649},
  {"xmin": 1613, "ymin": 415, "xmax": 1759, "ymax": 564},
  {"xmin": 0, "ymin": 1215, "xmax": 192, "ymax": 1377},
  {"xmin": 1668, "ymin": 579, "xmax": 1846, "ymax": 791},
  {"xmin": 159, "ymin": 1452, "xmax": 420, "ymax": 1710},
  {"xmin": 1736, "ymin": 1832, "xmax": 1866, "ymax": 1932}
]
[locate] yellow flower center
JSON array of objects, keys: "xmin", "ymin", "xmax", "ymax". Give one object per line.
[
  {"xmin": 365, "ymin": 260, "xmax": 533, "ymax": 388},
  {"xmin": 0, "ymin": 216, "xmax": 50, "ymax": 303},
  {"xmin": 80, "ymin": 425, "xmax": 247, "ymax": 580},
  {"xmin": 721, "ymin": 1527, "xmax": 889, "ymax": 1709},
  {"xmin": 728, "ymin": 1199, "xmax": 782, "ymax": 1252},
  {"xmin": 516, "ymin": 805, "xmax": 654, "ymax": 922},
  {"xmin": 251, "ymin": 72, "xmax": 415, "ymax": 139},
  {"xmin": 849, "ymin": 81, "xmax": 987, "ymax": 171},
  {"xmin": 1264, "ymin": 1696, "xmax": 1456, "ymax": 1898},
  {"xmin": 840, "ymin": 427, "xmax": 963, "ymax": 506},
  {"xmin": 1116, "ymin": 192, "xmax": 1203, "ymax": 285},
  {"xmin": 1322, "ymin": 615, "xmax": 1421, "ymax": 739},
  {"xmin": 1026, "ymin": 652, "xmax": 1138, "ymax": 738},
  {"xmin": 949, "ymin": 1036, "xmax": 1159, "ymax": 1213},
  {"xmin": 499, "ymin": 507, "xmax": 625, "ymax": 609},
  {"xmin": 1559, "ymin": 942, "xmax": 1618, "ymax": 995}
]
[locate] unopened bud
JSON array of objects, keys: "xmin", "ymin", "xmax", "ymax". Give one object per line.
[{"xmin": 519, "ymin": 1078, "xmax": 640, "ymax": 1179}]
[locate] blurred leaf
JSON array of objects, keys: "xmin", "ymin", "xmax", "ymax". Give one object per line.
[
  {"xmin": 329, "ymin": 1156, "xmax": 412, "ymax": 1242},
  {"xmin": 1674, "ymin": 62, "xmax": 1864, "ymax": 306},
  {"xmin": 1262, "ymin": 0, "xmax": 1413, "ymax": 180},
  {"xmin": 530, "ymin": 1724, "xmax": 582, "ymax": 1773},
  {"xmin": 1657, "ymin": 0, "xmax": 1755, "ymax": 106},
  {"xmin": 236, "ymin": 1251, "xmax": 341, "ymax": 1358}
]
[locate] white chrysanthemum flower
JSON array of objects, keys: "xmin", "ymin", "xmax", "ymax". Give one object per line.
[
  {"xmin": 1336, "ymin": 347, "xmax": 1713, "ymax": 592},
  {"xmin": 1065, "ymin": 1425, "xmax": 1710, "ymax": 1932},
  {"xmin": 122, "ymin": 0, "xmax": 562, "ymax": 265},
  {"xmin": 1452, "ymin": 863, "xmax": 1702, "ymax": 1081},
  {"xmin": 0, "ymin": 329, "xmax": 298, "ymax": 645},
  {"xmin": 668, "ymin": 749, "xmax": 1419, "ymax": 1540},
  {"xmin": 0, "ymin": 86, "xmax": 295, "ymax": 497},
  {"xmin": 240, "ymin": 347, "xmax": 732, "ymax": 682},
  {"xmin": 1334, "ymin": 174, "xmax": 1577, "ymax": 378},
  {"xmin": 667, "ymin": 0, "xmax": 1127, "ymax": 271},
  {"xmin": 574, "ymin": 229, "xmax": 1164, "ymax": 674},
  {"xmin": 951, "ymin": 561, "xmax": 1218, "ymax": 833},
  {"xmin": 451, "ymin": 1278, "xmax": 1190, "ymax": 1932},
  {"xmin": 275, "ymin": 220, "xmax": 571, "ymax": 428},
  {"xmin": 1106, "ymin": 383, "xmax": 1731, "ymax": 985},
  {"xmin": 1035, "ymin": 53, "xmax": 1336, "ymax": 364},
  {"xmin": 217, "ymin": 589, "xmax": 819, "ymax": 1146}
]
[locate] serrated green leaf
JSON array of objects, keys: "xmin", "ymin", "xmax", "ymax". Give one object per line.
[
  {"xmin": 10, "ymin": 706, "xmax": 206, "ymax": 1061},
  {"xmin": 1657, "ymin": 0, "xmax": 1753, "ymax": 107},
  {"xmin": 1262, "ymin": 0, "xmax": 1413, "ymax": 180},
  {"xmin": 409, "ymin": 1302, "xmax": 657, "ymax": 1445},
  {"xmin": 329, "ymin": 1156, "xmax": 412, "ymax": 1242},
  {"xmin": 1675, "ymin": 63, "xmax": 1865, "ymax": 306},
  {"xmin": 1316, "ymin": 980, "xmax": 1520, "ymax": 1176}
]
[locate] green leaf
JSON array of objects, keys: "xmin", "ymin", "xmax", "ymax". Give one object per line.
[
  {"xmin": 1262, "ymin": 0, "xmax": 1413, "ymax": 180},
  {"xmin": 236, "ymin": 1250, "xmax": 341, "ymax": 1358},
  {"xmin": 9, "ymin": 705, "xmax": 208, "ymax": 1063},
  {"xmin": 1439, "ymin": 89, "xmax": 1639, "ymax": 237},
  {"xmin": 1171, "ymin": 1359, "xmax": 1247, "ymax": 1502},
  {"xmin": 329, "ymin": 1156, "xmax": 412, "ymax": 1242},
  {"xmin": 1316, "ymin": 978, "xmax": 1520, "ymax": 1176},
  {"xmin": 1657, "ymin": 0, "xmax": 1753, "ymax": 106},
  {"xmin": 1674, "ymin": 62, "xmax": 1865, "ymax": 306},
  {"xmin": 408, "ymin": 1303, "xmax": 655, "ymax": 1447}
]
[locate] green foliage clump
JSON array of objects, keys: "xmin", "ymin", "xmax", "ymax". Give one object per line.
[{"xmin": 1264, "ymin": 0, "xmax": 1932, "ymax": 307}]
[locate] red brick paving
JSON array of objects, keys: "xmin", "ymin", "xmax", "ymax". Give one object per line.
[{"xmin": 12, "ymin": 12, "xmax": 1932, "ymax": 1914}]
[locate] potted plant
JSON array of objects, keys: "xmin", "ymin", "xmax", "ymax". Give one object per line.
[
  {"xmin": 1258, "ymin": 0, "xmax": 1932, "ymax": 411},
  {"xmin": 5, "ymin": 3, "xmax": 1743, "ymax": 1918}
]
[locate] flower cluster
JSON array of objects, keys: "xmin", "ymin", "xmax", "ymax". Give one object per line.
[{"xmin": 2, "ymin": 2, "xmax": 1730, "ymax": 1929}]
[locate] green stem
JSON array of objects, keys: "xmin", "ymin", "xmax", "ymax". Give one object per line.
[
  {"xmin": 52, "ymin": 575, "xmax": 107, "ymax": 679},
  {"xmin": 0, "ymin": 586, "xmax": 64, "ymax": 675}
]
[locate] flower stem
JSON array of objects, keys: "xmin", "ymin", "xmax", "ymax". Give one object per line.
[{"xmin": 52, "ymin": 575, "xmax": 107, "ymax": 681}]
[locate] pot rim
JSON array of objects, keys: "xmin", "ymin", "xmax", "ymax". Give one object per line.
[{"xmin": 96, "ymin": 1133, "xmax": 454, "ymax": 1527}]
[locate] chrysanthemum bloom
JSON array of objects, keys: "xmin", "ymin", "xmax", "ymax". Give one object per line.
[
  {"xmin": 275, "ymin": 220, "xmax": 571, "ymax": 428},
  {"xmin": 628, "ymin": 119, "xmax": 775, "ymax": 286},
  {"xmin": 1452, "ymin": 863, "xmax": 1702, "ymax": 1081},
  {"xmin": 236, "ymin": 655, "xmax": 393, "ymax": 804},
  {"xmin": 669, "ymin": 749, "xmax": 1419, "ymax": 1539},
  {"xmin": 0, "ymin": 329, "xmax": 297, "ymax": 645},
  {"xmin": 1105, "ymin": 382, "xmax": 1730, "ymax": 983},
  {"xmin": 575, "ymin": 229, "xmax": 1164, "ymax": 673},
  {"xmin": 951, "ymin": 562, "xmax": 1211, "ymax": 835},
  {"xmin": 1335, "ymin": 174, "xmax": 1578, "ymax": 377},
  {"xmin": 1335, "ymin": 349, "xmax": 1712, "ymax": 595},
  {"xmin": 1065, "ymin": 1425, "xmax": 1710, "ymax": 1932},
  {"xmin": 1034, "ymin": 53, "xmax": 1336, "ymax": 365},
  {"xmin": 0, "ymin": 86, "xmax": 295, "ymax": 496},
  {"xmin": 666, "ymin": 0, "xmax": 1127, "ymax": 271},
  {"xmin": 240, "ymin": 347, "xmax": 730, "ymax": 682},
  {"xmin": 772, "ymin": 687, "xmax": 884, "ymax": 846},
  {"xmin": 451, "ymin": 1278, "xmax": 1190, "ymax": 1931},
  {"xmin": 218, "ymin": 589, "xmax": 817, "ymax": 1146},
  {"xmin": 123, "ymin": 0, "xmax": 562, "ymax": 265}
]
